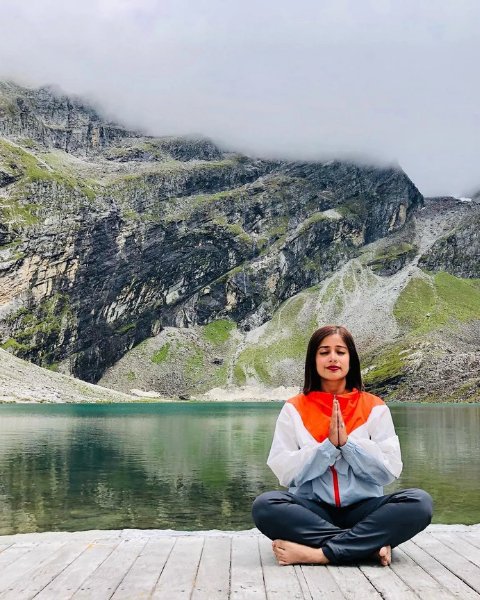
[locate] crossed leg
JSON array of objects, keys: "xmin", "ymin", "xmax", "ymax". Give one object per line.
[
  {"xmin": 271, "ymin": 540, "xmax": 392, "ymax": 566},
  {"xmin": 252, "ymin": 489, "xmax": 432, "ymax": 566}
]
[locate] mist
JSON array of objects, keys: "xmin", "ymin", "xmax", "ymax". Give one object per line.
[{"xmin": 0, "ymin": 0, "xmax": 479, "ymax": 196}]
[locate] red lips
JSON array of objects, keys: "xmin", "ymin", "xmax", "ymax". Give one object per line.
[{"xmin": 326, "ymin": 366, "xmax": 341, "ymax": 371}]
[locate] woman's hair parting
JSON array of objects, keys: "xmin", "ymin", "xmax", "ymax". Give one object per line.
[{"xmin": 303, "ymin": 325, "xmax": 363, "ymax": 394}]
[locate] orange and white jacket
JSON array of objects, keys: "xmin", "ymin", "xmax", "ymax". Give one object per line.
[{"xmin": 267, "ymin": 389, "xmax": 402, "ymax": 507}]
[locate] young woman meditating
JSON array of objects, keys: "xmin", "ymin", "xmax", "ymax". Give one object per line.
[{"xmin": 252, "ymin": 325, "xmax": 433, "ymax": 566}]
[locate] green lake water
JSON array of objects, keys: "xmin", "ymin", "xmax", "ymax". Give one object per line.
[{"xmin": 0, "ymin": 402, "xmax": 478, "ymax": 535}]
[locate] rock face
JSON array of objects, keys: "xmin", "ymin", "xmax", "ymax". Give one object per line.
[
  {"xmin": 418, "ymin": 198, "xmax": 480, "ymax": 278},
  {"xmin": 1, "ymin": 81, "xmax": 423, "ymax": 383},
  {"xmin": 98, "ymin": 196, "xmax": 480, "ymax": 403}
]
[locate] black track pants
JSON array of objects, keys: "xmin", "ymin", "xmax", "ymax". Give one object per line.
[{"xmin": 252, "ymin": 488, "xmax": 433, "ymax": 564}]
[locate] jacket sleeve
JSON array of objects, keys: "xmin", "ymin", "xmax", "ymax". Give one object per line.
[
  {"xmin": 267, "ymin": 404, "xmax": 341, "ymax": 488},
  {"xmin": 340, "ymin": 405, "xmax": 403, "ymax": 486}
]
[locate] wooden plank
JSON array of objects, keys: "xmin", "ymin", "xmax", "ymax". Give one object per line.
[
  {"xmin": 230, "ymin": 536, "xmax": 266, "ymax": 600},
  {"xmin": 389, "ymin": 546, "xmax": 456, "ymax": 599},
  {"xmin": 0, "ymin": 544, "xmax": 35, "ymax": 573},
  {"xmin": 0, "ymin": 529, "xmax": 479, "ymax": 600},
  {"xmin": 327, "ymin": 564, "xmax": 383, "ymax": 599},
  {"xmin": 401, "ymin": 540, "xmax": 480, "ymax": 600},
  {"xmin": 191, "ymin": 536, "xmax": 231, "ymax": 600},
  {"xmin": 0, "ymin": 531, "xmax": 117, "ymax": 545},
  {"xmin": 1, "ymin": 541, "xmax": 86, "ymax": 599},
  {"xmin": 359, "ymin": 562, "xmax": 418, "ymax": 600},
  {"xmin": 413, "ymin": 532, "xmax": 480, "ymax": 594},
  {"xmin": 258, "ymin": 536, "xmax": 304, "ymax": 599},
  {"xmin": 72, "ymin": 538, "xmax": 146, "ymax": 600},
  {"xmin": 462, "ymin": 532, "xmax": 480, "ymax": 550},
  {"xmin": 35, "ymin": 541, "xmax": 120, "ymax": 600},
  {"xmin": 0, "ymin": 542, "xmax": 64, "ymax": 593},
  {"xmin": 431, "ymin": 532, "xmax": 480, "ymax": 568},
  {"xmin": 152, "ymin": 536, "xmax": 204, "ymax": 600},
  {"xmin": 293, "ymin": 566, "xmax": 314, "ymax": 600},
  {"xmin": 299, "ymin": 565, "xmax": 345, "ymax": 599},
  {"xmin": 111, "ymin": 537, "xmax": 175, "ymax": 600}
]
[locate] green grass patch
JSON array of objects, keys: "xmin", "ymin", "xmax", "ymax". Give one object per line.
[
  {"xmin": 394, "ymin": 272, "xmax": 480, "ymax": 333},
  {"xmin": 394, "ymin": 277, "xmax": 435, "ymax": 331},
  {"xmin": 297, "ymin": 211, "xmax": 329, "ymax": 234},
  {"xmin": 0, "ymin": 197, "xmax": 39, "ymax": 226},
  {"xmin": 3, "ymin": 294, "xmax": 73, "ymax": 360},
  {"xmin": 373, "ymin": 242, "xmax": 415, "ymax": 262},
  {"xmin": 202, "ymin": 319, "xmax": 236, "ymax": 345},
  {"xmin": 337, "ymin": 198, "xmax": 368, "ymax": 221},
  {"xmin": 322, "ymin": 278, "xmax": 339, "ymax": 302},
  {"xmin": 1, "ymin": 338, "xmax": 30, "ymax": 352},
  {"xmin": 151, "ymin": 343, "xmax": 171, "ymax": 364},
  {"xmin": 0, "ymin": 140, "xmax": 97, "ymax": 200},
  {"xmin": 233, "ymin": 294, "xmax": 315, "ymax": 385},
  {"xmin": 185, "ymin": 347, "xmax": 205, "ymax": 376},
  {"xmin": 343, "ymin": 268, "xmax": 356, "ymax": 293},
  {"xmin": 211, "ymin": 362, "xmax": 229, "ymax": 387},
  {"xmin": 367, "ymin": 242, "xmax": 417, "ymax": 272},
  {"xmin": 211, "ymin": 217, "xmax": 252, "ymax": 245},
  {"xmin": 115, "ymin": 323, "xmax": 136, "ymax": 335},
  {"xmin": 363, "ymin": 343, "xmax": 412, "ymax": 388}
]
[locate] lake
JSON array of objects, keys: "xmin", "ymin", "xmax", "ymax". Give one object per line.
[{"xmin": 0, "ymin": 402, "xmax": 478, "ymax": 535}]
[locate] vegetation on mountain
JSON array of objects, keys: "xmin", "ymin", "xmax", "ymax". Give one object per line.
[{"xmin": 0, "ymin": 81, "xmax": 478, "ymax": 402}]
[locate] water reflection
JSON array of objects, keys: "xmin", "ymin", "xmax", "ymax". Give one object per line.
[
  {"xmin": 389, "ymin": 404, "xmax": 480, "ymax": 525},
  {"xmin": 0, "ymin": 403, "xmax": 478, "ymax": 534}
]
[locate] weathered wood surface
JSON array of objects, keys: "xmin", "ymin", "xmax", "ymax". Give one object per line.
[{"xmin": 0, "ymin": 525, "xmax": 478, "ymax": 599}]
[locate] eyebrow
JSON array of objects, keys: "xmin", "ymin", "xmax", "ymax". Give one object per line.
[{"xmin": 318, "ymin": 345, "xmax": 348, "ymax": 349}]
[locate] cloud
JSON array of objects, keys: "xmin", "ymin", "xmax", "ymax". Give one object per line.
[{"xmin": 0, "ymin": 0, "xmax": 479, "ymax": 196}]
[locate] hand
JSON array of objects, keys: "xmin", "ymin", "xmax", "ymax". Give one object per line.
[{"xmin": 329, "ymin": 398, "xmax": 348, "ymax": 448}]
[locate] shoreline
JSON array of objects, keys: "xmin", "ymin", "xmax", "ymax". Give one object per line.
[
  {"xmin": 1, "ymin": 397, "xmax": 480, "ymax": 405},
  {"xmin": 1, "ymin": 523, "xmax": 479, "ymax": 541}
]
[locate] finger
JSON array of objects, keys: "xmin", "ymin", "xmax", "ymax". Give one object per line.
[
  {"xmin": 331, "ymin": 404, "xmax": 337, "ymax": 422},
  {"xmin": 337, "ymin": 409, "xmax": 342, "ymax": 446}
]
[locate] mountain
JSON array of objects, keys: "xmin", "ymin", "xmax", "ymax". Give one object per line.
[
  {"xmin": 1, "ymin": 80, "xmax": 479, "ymax": 402},
  {"xmin": 0, "ymin": 347, "xmax": 142, "ymax": 402}
]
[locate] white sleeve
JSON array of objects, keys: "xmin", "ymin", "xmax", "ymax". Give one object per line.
[
  {"xmin": 267, "ymin": 404, "xmax": 341, "ymax": 488},
  {"xmin": 341, "ymin": 405, "xmax": 403, "ymax": 485}
]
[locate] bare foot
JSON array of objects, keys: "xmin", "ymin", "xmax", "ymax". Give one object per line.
[
  {"xmin": 375, "ymin": 545, "xmax": 392, "ymax": 566},
  {"xmin": 272, "ymin": 540, "xmax": 329, "ymax": 566}
]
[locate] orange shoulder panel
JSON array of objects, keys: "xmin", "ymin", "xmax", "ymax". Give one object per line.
[
  {"xmin": 344, "ymin": 391, "xmax": 384, "ymax": 435},
  {"xmin": 287, "ymin": 393, "xmax": 331, "ymax": 442},
  {"xmin": 288, "ymin": 390, "xmax": 384, "ymax": 442}
]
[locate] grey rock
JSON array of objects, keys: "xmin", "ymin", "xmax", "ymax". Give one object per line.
[{"xmin": 0, "ymin": 80, "xmax": 423, "ymax": 384}]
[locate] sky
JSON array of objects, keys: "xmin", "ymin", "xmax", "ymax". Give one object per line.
[{"xmin": 0, "ymin": 0, "xmax": 478, "ymax": 196}]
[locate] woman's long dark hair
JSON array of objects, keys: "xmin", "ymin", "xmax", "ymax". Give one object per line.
[{"xmin": 303, "ymin": 325, "xmax": 363, "ymax": 394}]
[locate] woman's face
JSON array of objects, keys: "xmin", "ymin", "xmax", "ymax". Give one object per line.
[{"xmin": 315, "ymin": 333, "xmax": 350, "ymax": 385}]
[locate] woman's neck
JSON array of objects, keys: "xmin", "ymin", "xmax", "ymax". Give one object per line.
[{"xmin": 320, "ymin": 380, "xmax": 348, "ymax": 395}]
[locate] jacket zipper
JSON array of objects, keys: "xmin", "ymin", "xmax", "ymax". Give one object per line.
[{"xmin": 330, "ymin": 466, "xmax": 341, "ymax": 507}]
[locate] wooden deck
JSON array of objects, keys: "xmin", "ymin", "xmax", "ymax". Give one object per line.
[{"xmin": 0, "ymin": 525, "xmax": 478, "ymax": 599}]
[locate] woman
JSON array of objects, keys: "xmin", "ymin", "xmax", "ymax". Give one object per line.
[{"xmin": 252, "ymin": 325, "xmax": 433, "ymax": 566}]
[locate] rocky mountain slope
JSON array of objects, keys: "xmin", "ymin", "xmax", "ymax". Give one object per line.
[
  {"xmin": 98, "ymin": 197, "xmax": 480, "ymax": 402},
  {"xmin": 0, "ymin": 348, "xmax": 142, "ymax": 403},
  {"xmin": 1, "ymin": 81, "xmax": 479, "ymax": 402}
]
